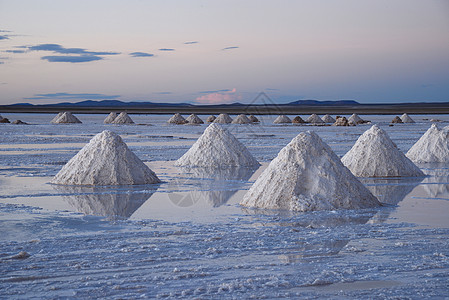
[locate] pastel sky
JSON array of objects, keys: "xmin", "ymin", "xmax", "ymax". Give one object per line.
[{"xmin": 1, "ymin": 0, "xmax": 449, "ymax": 105}]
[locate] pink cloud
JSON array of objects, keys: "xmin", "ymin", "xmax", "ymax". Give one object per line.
[{"xmin": 196, "ymin": 88, "xmax": 241, "ymax": 104}]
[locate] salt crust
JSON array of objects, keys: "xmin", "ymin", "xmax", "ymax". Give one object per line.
[
  {"xmin": 104, "ymin": 112, "xmax": 118, "ymax": 124},
  {"xmin": 240, "ymin": 131, "xmax": 379, "ymax": 211},
  {"xmin": 406, "ymin": 124, "xmax": 449, "ymax": 163},
  {"xmin": 175, "ymin": 123, "xmax": 260, "ymax": 167},
  {"xmin": 306, "ymin": 114, "xmax": 324, "ymax": 124},
  {"xmin": 112, "ymin": 112, "xmax": 134, "ymax": 124},
  {"xmin": 213, "ymin": 113, "xmax": 233, "ymax": 124},
  {"xmin": 401, "ymin": 113, "xmax": 415, "ymax": 123},
  {"xmin": 168, "ymin": 113, "xmax": 186, "ymax": 124},
  {"xmin": 185, "ymin": 114, "xmax": 204, "ymax": 124},
  {"xmin": 51, "ymin": 130, "xmax": 160, "ymax": 185},
  {"xmin": 232, "ymin": 114, "xmax": 252, "ymax": 124},
  {"xmin": 51, "ymin": 112, "xmax": 82, "ymax": 124},
  {"xmin": 322, "ymin": 114, "xmax": 336, "ymax": 123},
  {"xmin": 273, "ymin": 115, "xmax": 291, "ymax": 124},
  {"xmin": 341, "ymin": 125, "xmax": 424, "ymax": 177}
]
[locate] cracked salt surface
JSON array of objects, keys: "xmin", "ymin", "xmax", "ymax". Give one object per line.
[{"xmin": 0, "ymin": 113, "xmax": 448, "ymax": 299}]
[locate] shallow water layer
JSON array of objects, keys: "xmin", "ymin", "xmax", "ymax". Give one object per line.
[{"xmin": 0, "ymin": 113, "xmax": 448, "ymax": 299}]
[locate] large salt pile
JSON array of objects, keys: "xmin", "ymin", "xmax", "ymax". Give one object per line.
[
  {"xmin": 104, "ymin": 112, "xmax": 118, "ymax": 124},
  {"xmin": 175, "ymin": 123, "xmax": 260, "ymax": 167},
  {"xmin": 168, "ymin": 113, "xmax": 187, "ymax": 124},
  {"xmin": 206, "ymin": 115, "xmax": 216, "ymax": 123},
  {"xmin": 213, "ymin": 113, "xmax": 233, "ymax": 124},
  {"xmin": 322, "ymin": 114, "xmax": 336, "ymax": 123},
  {"xmin": 51, "ymin": 112, "xmax": 82, "ymax": 124},
  {"xmin": 232, "ymin": 114, "xmax": 251, "ymax": 124},
  {"xmin": 292, "ymin": 116, "xmax": 305, "ymax": 124},
  {"xmin": 306, "ymin": 114, "xmax": 324, "ymax": 124},
  {"xmin": 240, "ymin": 131, "xmax": 379, "ymax": 211},
  {"xmin": 406, "ymin": 124, "xmax": 449, "ymax": 163},
  {"xmin": 401, "ymin": 113, "xmax": 415, "ymax": 123},
  {"xmin": 185, "ymin": 114, "xmax": 204, "ymax": 124},
  {"xmin": 341, "ymin": 125, "xmax": 424, "ymax": 177},
  {"xmin": 249, "ymin": 115, "xmax": 259, "ymax": 123},
  {"xmin": 273, "ymin": 115, "xmax": 291, "ymax": 124},
  {"xmin": 112, "ymin": 112, "xmax": 134, "ymax": 124},
  {"xmin": 51, "ymin": 130, "xmax": 160, "ymax": 185}
]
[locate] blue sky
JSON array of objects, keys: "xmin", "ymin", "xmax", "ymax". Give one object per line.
[{"xmin": 0, "ymin": 0, "xmax": 448, "ymax": 105}]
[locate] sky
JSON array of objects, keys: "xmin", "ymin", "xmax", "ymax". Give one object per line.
[{"xmin": 0, "ymin": 0, "xmax": 449, "ymax": 105}]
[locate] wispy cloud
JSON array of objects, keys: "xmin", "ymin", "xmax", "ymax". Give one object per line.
[
  {"xmin": 154, "ymin": 92, "xmax": 173, "ymax": 94},
  {"xmin": 130, "ymin": 52, "xmax": 154, "ymax": 57},
  {"xmin": 196, "ymin": 88, "xmax": 241, "ymax": 104},
  {"xmin": 25, "ymin": 92, "xmax": 121, "ymax": 100},
  {"xmin": 41, "ymin": 55, "xmax": 103, "ymax": 63},
  {"xmin": 5, "ymin": 49, "xmax": 26, "ymax": 54},
  {"xmin": 184, "ymin": 41, "xmax": 199, "ymax": 45},
  {"xmin": 199, "ymin": 89, "xmax": 233, "ymax": 94},
  {"xmin": 159, "ymin": 48, "xmax": 175, "ymax": 51},
  {"xmin": 222, "ymin": 46, "xmax": 239, "ymax": 51},
  {"xmin": 0, "ymin": 35, "xmax": 9, "ymax": 41},
  {"xmin": 265, "ymin": 88, "xmax": 280, "ymax": 91}
]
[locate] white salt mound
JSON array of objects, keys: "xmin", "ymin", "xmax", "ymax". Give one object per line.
[
  {"xmin": 322, "ymin": 114, "xmax": 336, "ymax": 123},
  {"xmin": 51, "ymin": 130, "xmax": 160, "ymax": 185},
  {"xmin": 240, "ymin": 131, "xmax": 380, "ymax": 211},
  {"xmin": 232, "ymin": 114, "xmax": 251, "ymax": 124},
  {"xmin": 213, "ymin": 113, "xmax": 233, "ymax": 124},
  {"xmin": 50, "ymin": 112, "xmax": 63, "ymax": 123},
  {"xmin": 185, "ymin": 114, "xmax": 204, "ymax": 124},
  {"xmin": 306, "ymin": 114, "xmax": 324, "ymax": 124},
  {"xmin": 168, "ymin": 113, "xmax": 186, "ymax": 124},
  {"xmin": 348, "ymin": 114, "xmax": 364, "ymax": 124},
  {"xmin": 406, "ymin": 124, "xmax": 449, "ymax": 163},
  {"xmin": 52, "ymin": 112, "xmax": 82, "ymax": 124},
  {"xmin": 273, "ymin": 115, "xmax": 291, "ymax": 124},
  {"xmin": 112, "ymin": 112, "xmax": 134, "ymax": 124},
  {"xmin": 104, "ymin": 112, "xmax": 118, "ymax": 124},
  {"xmin": 401, "ymin": 113, "xmax": 415, "ymax": 123},
  {"xmin": 175, "ymin": 123, "xmax": 260, "ymax": 167},
  {"xmin": 341, "ymin": 125, "xmax": 424, "ymax": 177}
]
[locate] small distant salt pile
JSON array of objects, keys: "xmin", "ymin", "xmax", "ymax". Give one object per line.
[
  {"xmin": 391, "ymin": 116, "xmax": 403, "ymax": 124},
  {"xmin": 430, "ymin": 118, "xmax": 442, "ymax": 123},
  {"xmin": 206, "ymin": 115, "xmax": 216, "ymax": 123},
  {"xmin": 249, "ymin": 115, "xmax": 259, "ymax": 123},
  {"xmin": 322, "ymin": 114, "xmax": 336, "ymax": 123},
  {"xmin": 51, "ymin": 130, "xmax": 160, "ymax": 185},
  {"xmin": 50, "ymin": 112, "xmax": 63, "ymax": 123},
  {"xmin": 232, "ymin": 114, "xmax": 251, "ymax": 124},
  {"xmin": 240, "ymin": 131, "xmax": 379, "ymax": 211},
  {"xmin": 273, "ymin": 115, "xmax": 291, "ymax": 124},
  {"xmin": 112, "ymin": 112, "xmax": 134, "ymax": 124},
  {"xmin": 0, "ymin": 117, "xmax": 10, "ymax": 123},
  {"xmin": 348, "ymin": 113, "xmax": 365, "ymax": 125},
  {"xmin": 175, "ymin": 123, "xmax": 260, "ymax": 167},
  {"xmin": 406, "ymin": 124, "xmax": 449, "ymax": 163},
  {"xmin": 341, "ymin": 125, "xmax": 424, "ymax": 177},
  {"xmin": 333, "ymin": 116, "xmax": 353, "ymax": 126},
  {"xmin": 213, "ymin": 113, "xmax": 233, "ymax": 124},
  {"xmin": 12, "ymin": 120, "xmax": 28, "ymax": 125},
  {"xmin": 185, "ymin": 114, "xmax": 204, "ymax": 124},
  {"xmin": 401, "ymin": 113, "xmax": 415, "ymax": 123},
  {"xmin": 306, "ymin": 114, "xmax": 324, "ymax": 124},
  {"xmin": 167, "ymin": 113, "xmax": 186, "ymax": 124},
  {"xmin": 51, "ymin": 112, "xmax": 82, "ymax": 124},
  {"xmin": 104, "ymin": 112, "xmax": 118, "ymax": 124},
  {"xmin": 292, "ymin": 116, "xmax": 305, "ymax": 124}
]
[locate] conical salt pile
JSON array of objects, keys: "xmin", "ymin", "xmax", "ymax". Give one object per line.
[
  {"xmin": 112, "ymin": 112, "xmax": 134, "ymax": 124},
  {"xmin": 391, "ymin": 116, "xmax": 402, "ymax": 124},
  {"xmin": 401, "ymin": 113, "xmax": 415, "ymax": 123},
  {"xmin": 185, "ymin": 114, "xmax": 204, "ymax": 124},
  {"xmin": 240, "ymin": 131, "xmax": 380, "ymax": 211},
  {"xmin": 52, "ymin": 112, "xmax": 82, "ymax": 124},
  {"xmin": 104, "ymin": 112, "xmax": 118, "ymax": 124},
  {"xmin": 273, "ymin": 115, "xmax": 291, "ymax": 124},
  {"xmin": 167, "ymin": 113, "xmax": 186, "ymax": 124},
  {"xmin": 175, "ymin": 123, "xmax": 260, "ymax": 167},
  {"xmin": 292, "ymin": 116, "xmax": 305, "ymax": 124},
  {"xmin": 206, "ymin": 115, "xmax": 216, "ymax": 123},
  {"xmin": 348, "ymin": 114, "xmax": 364, "ymax": 125},
  {"xmin": 232, "ymin": 114, "xmax": 251, "ymax": 124},
  {"xmin": 322, "ymin": 114, "xmax": 336, "ymax": 123},
  {"xmin": 249, "ymin": 115, "xmax": 259, "ymax": 123},
  {"xmin": 51, "ymin": 130, "xmax": 160, "ymax": 185},
  {"xmin": 306, "ymin": 114, "xmax": 324, "ymax": 124},
  {"xmin": 213, "ymin": 113, "xmax": 233, "ymax": 124},
  {"xmin": 341, "ymin": 125, "xmax": 424, "ymax": 177},
  {"xmin": 50, "ymin": 112, "xmax": 63, "ymax": 123},
  {"xmin": 406, "ymin": 124, "xmax": 449, "ymax": 163},
  {"xmin": 333, "ymin": 116, "xmax": 353, "ymax": 126}
]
